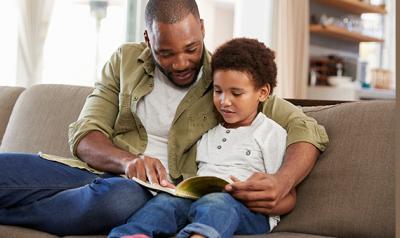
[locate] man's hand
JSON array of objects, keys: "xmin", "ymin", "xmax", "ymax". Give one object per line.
[
  {"xmin": 124, "ymin": 156, "xmax": 175, "ymax": 188},
  {"xmin": 76, "ymin": 131, "xmax": 175, "ymax": 188},
  {"xmin": 225, "ymin": 142, "xmax": 319, "ymax": 215},
  {"xmin": 225, "ymin": 173, "xmax": 290, "ymax": 214}
]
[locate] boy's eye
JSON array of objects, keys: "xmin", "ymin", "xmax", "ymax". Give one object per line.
[
  {"xmin": 213, "ymin": 89, "xmax": 222, "ymax": 94},
  {"xmin": 232, "ymin": 92, "xmax": 242, "ymax": 96},
  {"xmin": 187, "ymin": 48, "xmax": 197, "ymax": 53}
]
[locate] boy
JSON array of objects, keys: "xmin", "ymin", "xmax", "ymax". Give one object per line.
[{"xmin": 109, "ymin": 38, "xmax": 296, "ymax": 238}]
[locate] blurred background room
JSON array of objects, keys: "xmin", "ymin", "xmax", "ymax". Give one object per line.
[{"xmin": 0, "ymin": 0, "xmax": 396, "ymax": 100}]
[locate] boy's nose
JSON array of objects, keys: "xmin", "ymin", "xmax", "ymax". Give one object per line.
[{"xmin": 220, "ymin": 95, "xmax": 231, "ymax": 106}]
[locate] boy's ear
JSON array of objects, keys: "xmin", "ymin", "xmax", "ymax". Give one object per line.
[{"xmin": 259, "ymin": 84, "xmax": 271, "ymax": 102}]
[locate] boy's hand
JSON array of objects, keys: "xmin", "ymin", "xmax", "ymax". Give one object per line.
[
  {"xmin": 124, "ymin": 155, "xmax": 175, "ymax": 188},
  {"xmin": 225, "ymin": 172, "xmax": 290, "ymax": 214}
]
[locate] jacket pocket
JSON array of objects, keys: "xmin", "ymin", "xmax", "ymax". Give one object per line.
[{"xmin": 114, "ymin": 93, "xmax": 136, "ymax": 134}]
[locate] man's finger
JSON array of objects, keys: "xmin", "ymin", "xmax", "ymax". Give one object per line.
[
  {"xmin": 246, "ymin": 172, "xmax": 268, "ymax": 181},
  {"xmin": 143, "ymin": 156, "xmax": 165, "ymax": 185},
  {"xmin": 230, "ymin": 176, "xmax": 241, "ymax": 182},
  {"xmin": 243, "ymin": 200, "xmax": 276, "ymax": 209},
  {"xmin": 133, "ymin": 159, "xmax": 147, "ymax": 181},
  {"xmin": 155, "ymin": 162, "xmax": 175, "ymax": 188},
  {"xmin": 230, "ymin": 190, "xmax": 276, "ymax": 202},
  {"xmin": 229, "ymin": 179, "xmax": 268, "ymax": 192},
  {"xmin": 247, "ymin": 206, "xmax": 272, "ymax": 215}
]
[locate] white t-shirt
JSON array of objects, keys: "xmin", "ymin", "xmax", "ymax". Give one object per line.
[
  {"xmin": 136, "ymin": 67, "xmax": 202, "ymax": 172},
  {"xmin": 196, "ymin": 112, "xmax": 287, "ymax": 230}
]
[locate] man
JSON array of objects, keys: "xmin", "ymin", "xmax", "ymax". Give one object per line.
[{"xmin": 0, "ymin": 0, "xmax": 328, "ymax": 236}]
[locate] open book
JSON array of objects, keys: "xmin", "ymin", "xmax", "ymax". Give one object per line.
[{"xmin": 131, "ymin": 176, "xmax": 230, "ymax": 200}]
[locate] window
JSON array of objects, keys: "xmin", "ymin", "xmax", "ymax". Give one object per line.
[
  {"xmin": 0, "ymin": 2, "xmax": 17, "ymax": 86},
  {"xmin": 42, "ymin": 0, "xmax": 127, "ymax": 86}
]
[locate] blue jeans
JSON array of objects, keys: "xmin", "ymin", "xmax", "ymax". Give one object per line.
[
  {"xmin": 109, "ymin": 192, "xmax": 270, "ymax": 238},
  {"xmin": 0, "ymin": 153, "xmax": 153, "ymax": 236}
]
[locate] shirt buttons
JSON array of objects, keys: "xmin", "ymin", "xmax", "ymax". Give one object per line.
[
  {"xmin": 133, "ymin": 96, "xmax": 138, "ymax": 101},
  {"xmin": 222, "ymin": 138, "xmax": 227, "ymax": 142},
  {"xmin": 217, "ymin": 145, "xmax": 222, "ymax": 149},
  {"xmin": 226, "ymin": 130, "xmax": 230, "ymax": 134},
  {"xmin": 246, "ymin": 150, "xmax": 251, "ymax": 156}
]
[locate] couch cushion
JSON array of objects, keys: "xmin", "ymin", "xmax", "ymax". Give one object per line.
[
  {"xmin": 0, "ymin": 86, "xmax": 25, "ymax": 144},
  {"xmin": 0, "ymin": 84, "xmax": 93, "ymax": 157},
  {"xmin": 0, "ymin": 225, "xmax": 58, "ymax": 238},
  {"xmin": 275, "ymin": 100, "xmax": 395, "ymax": 238}
]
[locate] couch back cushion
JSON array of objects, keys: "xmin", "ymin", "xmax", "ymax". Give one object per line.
[
  {"xmin": 275, "ymin": 100, "xmax": 395, "ymax": 238},
  {"xmin": 0, "ymin": 87, "xmax": 25, "ymax": 145},
  {"xmin": 0, "ymin": 84, "xmax": 93, "ymax": 157}
]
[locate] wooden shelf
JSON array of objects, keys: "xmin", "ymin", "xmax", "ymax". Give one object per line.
[
  {"xmin": 310, "ymin": 24, "xmax": 384, "ymax": 43},
  {"xmin": 313, "ymin": 0, "xmax": 386, "ymax": 15}
]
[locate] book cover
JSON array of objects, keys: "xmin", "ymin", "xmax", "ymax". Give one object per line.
[{"xmin": 131, "ymin": 176, "xmax": 230, "ymax": 200}]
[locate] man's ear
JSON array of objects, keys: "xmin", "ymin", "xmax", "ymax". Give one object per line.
[
  {"xmin": 144, "ymin": 30, "xmax": 150, "ymax": 47},
  {"xmin": 259, "ymin": 84, "xmax": 271, "ymax": 102},
  {"xmin": 200, "ymin": 19, "xmax": 205, "ymax": 38}
]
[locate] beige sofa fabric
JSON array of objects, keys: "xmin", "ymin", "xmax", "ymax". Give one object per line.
[
  {"xmin": 0, "ymin": 84, "xmax": 394, "ymax": 238},
  {"xmin": 0, "ymin": 84, "xmax": 92, "ymax": 157},
  {"xmin": 0, "ymin": 86, "xmax": 25, "ymax": 144},
  {"xmin": 275, "ymin": 101, "xmax": 395, "ymax": 238},
  {"xmin": 0, "ymin": 225, "xmax": 58, "ymax": 238}
]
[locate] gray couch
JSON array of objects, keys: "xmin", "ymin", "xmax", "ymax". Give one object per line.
[{"xmin": 0, "ymin": 84, "xmax": 395, "ymax": 238}]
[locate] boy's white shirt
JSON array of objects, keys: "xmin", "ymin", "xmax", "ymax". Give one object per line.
[{"xmin": 196, "ymin": 112, "xmax": 287, "ymax": 231}]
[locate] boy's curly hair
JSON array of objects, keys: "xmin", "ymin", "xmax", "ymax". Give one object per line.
[{"xmin": 211, "ymin": 38, "xmax": 277, "ymax": 94}]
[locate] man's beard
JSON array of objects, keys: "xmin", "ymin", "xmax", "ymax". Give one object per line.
[{"xmin": 152, "ymin": 54, "xmax": 204, "ymax": 89}]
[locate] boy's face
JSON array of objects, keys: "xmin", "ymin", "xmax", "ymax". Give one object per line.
[{"xmin": 213, "ymin": 69, "xmax": 270, "ymax": 128}]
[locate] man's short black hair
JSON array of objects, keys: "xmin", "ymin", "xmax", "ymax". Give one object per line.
[
  {"xmin": 211, "ymin": 38, "xmax": 277, "ymax": 94},
  {"xmin": 145, "ymin": 0, "xmax": 200, "ymax": 29}
]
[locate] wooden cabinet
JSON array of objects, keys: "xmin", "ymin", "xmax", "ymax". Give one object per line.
[
  {"xmin": 307, "ymin": 0, "xmax": 387, "ymax": 98},
  {"xmin": 313, "ymin": 0, "xmax": 386, "ymax": 14},
  {"xmin": 309, "ymin": 24, "xmax": 384, "ymax": 43},
  {"xmin": 310, "ymin": 0, "xmax": 386, "ymax": 43}
]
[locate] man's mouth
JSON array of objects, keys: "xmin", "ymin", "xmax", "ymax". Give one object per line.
[{"xmin": 173, "ymin": 70, "xmax": 195, "ymax": 83}]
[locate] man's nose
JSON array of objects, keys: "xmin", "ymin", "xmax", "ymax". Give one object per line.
[{"xmin": 172, "ymin": 54, "xmax": 190, "ymax": 71}]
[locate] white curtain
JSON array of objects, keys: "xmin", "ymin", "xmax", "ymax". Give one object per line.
[
  {"xmin": 271, "ymin": 0, "xmax": 309, "ymax": 99},
  {"xmin": 16, "ymin": 0, "xmax": 54, "ymax": 87}
]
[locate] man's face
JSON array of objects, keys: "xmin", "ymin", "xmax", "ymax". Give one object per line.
[{"xmin": 145, "ymin": 13, "xmax": 205, "ymax": 88}]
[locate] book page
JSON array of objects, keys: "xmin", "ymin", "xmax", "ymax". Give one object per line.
[
  {"xmin": 175, "ymin": 176, "xmax": 229, "ymax": 199},
  {"xmin": 130, "ymin": 177, "xmax": 176, "ymax": 196}
]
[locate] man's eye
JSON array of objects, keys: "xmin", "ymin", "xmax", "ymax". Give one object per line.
[
  {"xmin": 158, "ymin": 52, "xmax": 172, "ymax": 57},
  {"xmin": 187, "ymin": 48, "xmax": 197, "ymax": 53}
]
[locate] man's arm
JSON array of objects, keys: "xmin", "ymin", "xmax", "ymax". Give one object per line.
[
  {"xmin": 76, "ymin": 131, "xmax": 138, "ymax": 175},
  {"xmin": 69, "ymin": 46, "xmax": 173, "ymax": 187},
  {"xmin": 226, "ymin": 142, "xmax": 319, "ymax": 215},
  {"xmin": 77, "ymin": 131, "xmax": 174, "ymax": 187}
]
